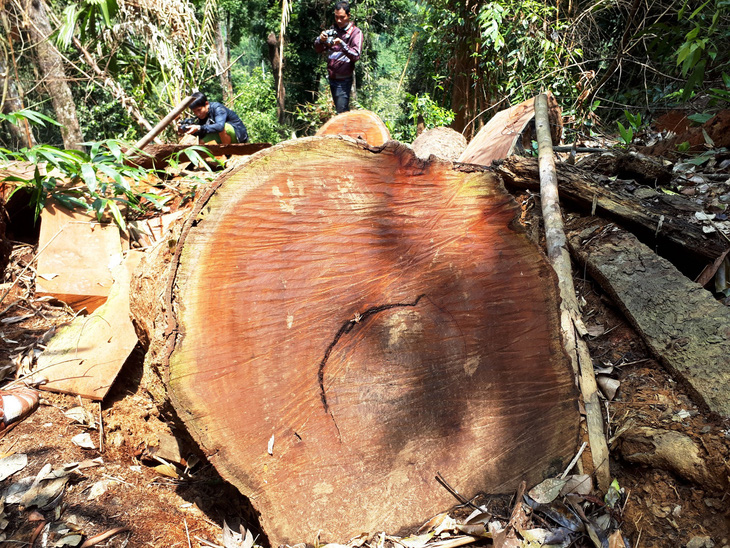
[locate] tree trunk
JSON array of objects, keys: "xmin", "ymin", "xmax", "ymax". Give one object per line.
[
  {"xmin": 215, "ymin": 15, "xmax": 233, "ymax": 104},
  {"xmin": 1, "ymin": 8, "xmax": 34, "ymax": 148},
  {"xmin": 131, "ymin": 136, "xmax": 579, "ymax": 546},
  {"xmin": 267, "ymin": 32, "xmax": 286, "ymax": 124},
  {"xmin": 24, "ymin": 0, "xmax": 84, "ymax": 151}
]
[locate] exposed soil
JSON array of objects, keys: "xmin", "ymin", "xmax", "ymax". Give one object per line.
[{"xmin": 1, "ymin": 148, "xmax": 730, "ymax": 547}]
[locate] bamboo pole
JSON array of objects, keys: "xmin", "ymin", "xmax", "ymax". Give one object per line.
[{"xmin": 534, "ymin": 93, "xmax": 611, "ymax": 492}]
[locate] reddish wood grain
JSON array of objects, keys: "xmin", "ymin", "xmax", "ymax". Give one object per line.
[
  {"xmin": 458, "ymin": 93, "xmax": 562, "ymax": 166},
  {"xmin": 315, "ymin": 109, "xmax": 391, "ymax": 145},
  {"xmin": 165, "ymin": 137, "xmax": 578, "ymax": 546}
]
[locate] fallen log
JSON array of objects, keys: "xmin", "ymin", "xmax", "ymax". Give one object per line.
[
  {"xmin": 131, "ymin": 137, "xmax": 579, "ymax": 546},
  {"xmin": 567, "ymin": 217, "xmax": 730, "ymax": 419},
  {"xmin": 411, "ymin": 127, "xmax": 467, "ymax": 161},
  {"xmin": 494, "ymin": 157, "xmax": 728, "ymax": 275},
  {"xmin": 315, "ymin": 109, "xmax": 391, "ymax": 146}
]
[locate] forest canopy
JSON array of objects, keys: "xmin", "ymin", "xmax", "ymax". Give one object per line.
[{"xmin": 1, "ymin": 0, "xmax": 729, "ymax": 150}]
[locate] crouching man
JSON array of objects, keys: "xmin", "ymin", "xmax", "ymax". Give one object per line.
[{"xmin": 183, "ymin": 91, "xmax": 249, "ymax": 144}]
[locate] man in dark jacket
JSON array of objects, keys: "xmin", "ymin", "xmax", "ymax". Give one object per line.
[
  {"xmin": 314, "ymin": 1, "xmax": 363, "ymax": 113},
  {"xmin": 183, "ymin": 92, "xmax": 249, "ymax": 144}
]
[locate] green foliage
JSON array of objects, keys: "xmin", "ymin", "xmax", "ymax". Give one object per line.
[
  {"xmin": 1, "ymin": 113, "xmax": 166, "ymax": 229},
  {"xmin": 617, "ymin": 110, "xmax": 642, "ymax": 147},
  {"xmin": 230, "ymin": 66, "xmax": 289, "ymax": 143},
  {"xmin": 414, "ymin": 0, "xmax": 580, "ymax": 121}
]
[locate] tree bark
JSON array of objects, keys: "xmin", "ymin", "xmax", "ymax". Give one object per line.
[
  {"xmin": 131, "ymin": 136, "xmax": 580, "ymax": 547},
  {"xmin": 267, "ymin": 32, "xmax": 286, "ymax": 124},
  {"xmin": 567, "ymin": 216, "xmax": 730, "ymax": 420},
  {"xmin": 24, "ymin": 0, "xmax": 84, "ymax": 150},
  {"xmin": 215, "ymin": 15, "xmax": 233, "ymax": 104},
  {"xmin": 1, "ymin": 8, "xmax": 34, "ymax": 148},
  {"xmin": 535, "ymin": 93, "xmax": 610, "ymax": 492}
]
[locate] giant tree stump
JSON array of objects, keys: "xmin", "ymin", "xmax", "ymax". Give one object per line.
[{"xmin": 132, "ymin": 137, "xmax": 579, "ymax": 546}]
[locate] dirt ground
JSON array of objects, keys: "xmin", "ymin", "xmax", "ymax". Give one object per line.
[{"xmin": 1, "ymin": 161, "xmax": 730, "ymax": 547}]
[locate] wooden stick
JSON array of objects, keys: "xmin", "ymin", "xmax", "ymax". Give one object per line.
[
  {"xmin": 535, "ymin": 93, "xmax": 611, "ymax": 492},
  {"xmin": 132, "ymin": 95, "xmax": 195, "ymax": 151}
]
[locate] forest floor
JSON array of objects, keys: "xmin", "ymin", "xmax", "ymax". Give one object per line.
[{"xmin": 1, "ymin": 132, "xmax": 730, "ymax": 548}]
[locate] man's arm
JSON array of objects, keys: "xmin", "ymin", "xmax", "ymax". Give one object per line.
[
  {"xmin": 338, "ymin": 27, "xmax": 362, "ymax": 62},
  {"xmin": 314, "ymin": 31, "xmax": 328, "ymax": 53},
  {"xmin": 197, "ymin": 103, "xmax": 228, "ymax": 135}
]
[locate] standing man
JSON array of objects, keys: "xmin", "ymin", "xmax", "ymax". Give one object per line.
[
  {"xmin": 183, "ymin": 91, "xmax": 249, "ymax": 144},
  {"xmin": 314, "ymin": 1, "xmax": 363, "ymax": 113}
]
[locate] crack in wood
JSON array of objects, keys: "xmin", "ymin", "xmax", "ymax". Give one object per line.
[{"xmin": 317, "ymin": 294, "xmax": 426, "ymax": 433}]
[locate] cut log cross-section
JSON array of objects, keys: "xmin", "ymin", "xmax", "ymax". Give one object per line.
[
  {"xmin": 134, "ymin": 137, "xmax": 579, "ymax": 546},
  {"xmin": 315, "ymin": 109, "xmax": 391, "ymax": 146}
]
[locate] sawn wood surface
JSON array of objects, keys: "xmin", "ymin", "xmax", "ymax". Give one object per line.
[{"xmin": 148, "ymin": 137, "xmax": 579, "ymax": 546}]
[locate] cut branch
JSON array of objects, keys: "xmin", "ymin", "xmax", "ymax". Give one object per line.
[{"xmin": 535, "ymin": 93, "xmax": 610, "ymax": 492}]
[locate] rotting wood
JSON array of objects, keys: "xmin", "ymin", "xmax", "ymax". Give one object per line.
[
  {"xmin": 535, "ymin": 93, "xmax": 611, "ymax": 493},
  {"xmin": 493, "ymin": 156, "xmax": 728, "ymax": 274},
  {"xmin": 567, "ymin": 216, "xmax": 730, "ymax": 419},
  {"xmin": 131, "ymin": 136, "xmax": 580, "ymax": 546},
  {"xmin": 315, "ymin": 109, "xmax": 391, "ymax": 146},
  {"xmin": 129, "ymin": 143, "xmax": 272, "ymax": 170}
]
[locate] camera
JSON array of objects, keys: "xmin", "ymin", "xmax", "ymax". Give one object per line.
[
  {"xmin": 324, "ymin": 28, "xmax": 338, "ymax": 46},
  {"xmin": 178, "ymin": 117, "xmax": 197, "ymax": 134}
]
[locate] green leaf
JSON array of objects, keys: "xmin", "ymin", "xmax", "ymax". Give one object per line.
[
  {"xmin": 105, "ymin": 200, "xmax": 126, "ymax": 230},
  {"xmin": 617, "ymin": 122, "xmax": 633, "ymax": 145},
  {"xmin": 81, "ymin": 163, "xmax": 98, "ymax": 193},
  {"xmin": 683, "ymin": 59, "xmax": 707, "ymax": 100},
  {"xmin": 57, "ymin": 5, "xmax": 78, "ymax": 49},
  {"xmin": 687, "ymin": 113, "xmax": 714, "ymax": 124}
]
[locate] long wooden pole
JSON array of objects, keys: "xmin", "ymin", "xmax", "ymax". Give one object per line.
[
  {"xmin": 132, "ymin": 95, "xmax": 195, "ymax": 152},
  {"xmin": 535, "ymin": 92, "xmax": 611, "ymax": 492}
]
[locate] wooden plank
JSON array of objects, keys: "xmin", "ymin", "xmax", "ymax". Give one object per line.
[
  {"xmin": 567, "ymin": 218, "xmax": 730, "ymax": 418},
  {"xmin": 31, "ymin": 250, "xmax": 144, "ymax": 400},
  {"xmin": 130, "ymin": 143, "xmax": 272, "ymax": 170},
  {"xmin": 315, "ymin": 109, "xmax": 391, "ymax": 146},
  {"xmin": 36, "ymin": 201, "xmax": 122, "ymax": 313},
  {"xmin": 458, "ymin": 93, "xmax": 562, "ymax": 166}
]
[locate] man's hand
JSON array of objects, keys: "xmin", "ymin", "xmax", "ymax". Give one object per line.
[
  {"xmin": 185, "ymin": 125, "xmax": 200, "ymax": 135},
  {"xmin": 319, "ymin": 31, "xmax": 328, "ymax": 43}
]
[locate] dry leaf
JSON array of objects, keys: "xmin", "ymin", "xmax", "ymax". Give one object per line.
[
  {"xmin": 71, "ymin": 433, "xmax": 96, "ymax": 450},
  {"xmin": 528, "ymin": 477, "xmax": 567, "ymax": 504},
  {"xmin": 0, "ymin": 454, "xmax": 28, "ymax": 481},
  {"xmin": 597, "ymin": 376, "xmax": 620, "ymax": 400},
  {"xmin": 64, "ymin": 407, "xmax": 96, "ymax": 427},
  {"xmin": 153, "ymin": 462, "xmax": 181, "ymax": 479}
]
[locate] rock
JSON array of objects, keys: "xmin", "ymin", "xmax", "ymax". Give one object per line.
[
  {"xmin": 686, "ymin": 536, "xmax": 714, "ymax": 548},
  {"xmin": 616, "ymin": 427, "xmax": 722, "ymax": 490}
]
